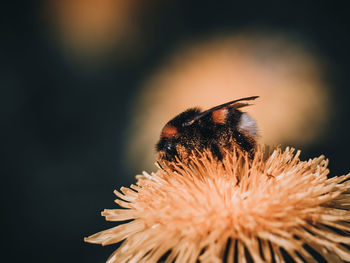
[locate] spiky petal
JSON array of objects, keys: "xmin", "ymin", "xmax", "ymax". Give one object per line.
[{"xmin": 85, "ymin": 147, "xmax": 350, "ymax": 262}]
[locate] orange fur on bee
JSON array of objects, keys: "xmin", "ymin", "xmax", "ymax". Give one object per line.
[
  {"xmin": 212, "ymin": 108, "xmax": 228, "ymax": 124},
  {"xmin": 161, "ymin": 125, "xmax": 179, "ymax": 138}
]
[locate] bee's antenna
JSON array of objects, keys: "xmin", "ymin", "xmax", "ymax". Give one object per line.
[{"xmin": 183, "ymin": 96, "xmax": 259, "ymax": 126}]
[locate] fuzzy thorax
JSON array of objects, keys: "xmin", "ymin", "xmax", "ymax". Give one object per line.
[{"xmin": 85, "ymin": 147, "xmax": 350, "ymax": 263}]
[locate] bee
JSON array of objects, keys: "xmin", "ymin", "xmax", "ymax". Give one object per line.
[{"xmin": 156, "ymin": 96, "xmax": 259, "ymax": 164}]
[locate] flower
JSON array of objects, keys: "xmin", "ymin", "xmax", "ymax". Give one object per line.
[{"xmin": 85, "ymin": 147, "xmax": 350, "ymax": 262}]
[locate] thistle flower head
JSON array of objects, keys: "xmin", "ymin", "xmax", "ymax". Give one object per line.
[{"xmin": 85, "ymin": 147, "xmax": 350, "ymax": 262}]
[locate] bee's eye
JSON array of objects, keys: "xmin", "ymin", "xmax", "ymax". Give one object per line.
[{"xmin": 165, "ymin": 143, "xmax": 177, "ymax": 155}]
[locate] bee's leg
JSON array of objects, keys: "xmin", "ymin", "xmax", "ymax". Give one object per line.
[
  {"xmin": 210, "ymin": 143, "xmax": 223, "ymax": 161},
  {"xmin": 156, "ymin": 161, "xmax": 164, "ymax": 170}
]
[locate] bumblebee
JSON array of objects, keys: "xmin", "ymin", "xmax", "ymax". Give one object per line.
[{"xmin": 156, "ymin": 96, "xmax": 259, "ymax": 163}]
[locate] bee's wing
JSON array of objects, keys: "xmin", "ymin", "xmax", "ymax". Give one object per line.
[
  {"xmin": 182, "ymin": 96, "xmax": 259, "ymax": 126},
  {"xmin": 228, "ymin": 102, "xmax": 251, "ymax": 110}
]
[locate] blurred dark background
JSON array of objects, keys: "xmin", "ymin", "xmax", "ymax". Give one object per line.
[{"xmin": 2, "ymin": 1, "xmax": 350, "ymax": 262}]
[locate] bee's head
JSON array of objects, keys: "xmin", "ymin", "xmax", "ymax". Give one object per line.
[
  {"xmin": 156, "ymin": 137, "xmax": 178, "ymax": 162},
  {"xmin": 156, "ymin": 108, "xmax": 200, "ymax": 162}
]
